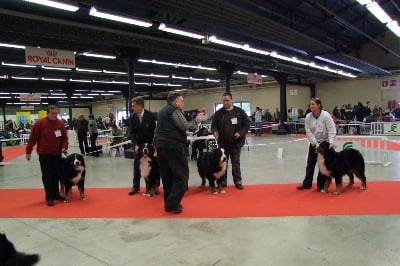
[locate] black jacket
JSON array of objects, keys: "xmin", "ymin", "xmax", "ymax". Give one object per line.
[{"xmin": 128, "ymin": 109, "xmax": 157, "ymax": 147}]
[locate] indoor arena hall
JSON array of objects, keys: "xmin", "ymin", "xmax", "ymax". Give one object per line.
[{"xmin": 1, "ymin": 133, "xmax": 400, "ymax": 266}]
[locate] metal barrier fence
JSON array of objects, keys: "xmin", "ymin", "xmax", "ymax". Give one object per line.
[{"xmin": 336, "ymin": 135, "xmax": 391, "ymax": 167}]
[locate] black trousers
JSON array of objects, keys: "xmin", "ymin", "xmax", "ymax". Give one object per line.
[
  {"xmin": 38, "ymin": 154, "xmax": 62, "ymax": 201},
  {"xmin": 301, "ymin": 144, "xmax": 327, "ymax": 188},
  {"xmin": 157, "ymin": 146, "xmax": 188, "ymax": 210},
  {"xmin": 77, "ymin": 133, "xmax": 89, "ymax": 154},
  {"xmin": 220, "ymin": 143, "xmax": 242, "ymax": 185},
  {"xmin": 89, "ymin": 132, "xmax": 98, "ymax": 148},
  {"xmin": 0, "ymin": 233, "xmax": 16, "ymax": 264}
]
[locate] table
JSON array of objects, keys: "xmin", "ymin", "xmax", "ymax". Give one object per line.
[{"xmin": 187, "ymin": 134, "xmax": 216, "ymax": 159}]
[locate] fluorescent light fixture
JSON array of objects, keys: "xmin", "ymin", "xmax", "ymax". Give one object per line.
[
  {"xmin": 82, "ymin": 52, "xmax": 116, "ymax": 59},
  {"xmin": 355, "ymin": 0, "xmax": 372, "ymax": 5},
  {"xmin": 152, "ymin": 82, "xmax": 182, "ymax": 87},
  {"xmin": 13, "ymin": 102, "xmax": 26, "ymax": 105},
  {"xmin": 76, "ymin": 67, "xmax": 102, "ymax": 73},
  {"xmin": 158, "ymin": 23, "xmax": 204, "ymax": 39},
  {"xmin": 112, "ymin": 81, "xmax": 129, "ymax": 84},
  {"xmin": 41, "ymin": 77, "xmax": 66, "ymax": 82},
  {"xmin": 108, "ymin": 90, "xmax": 120, "ymax": 93},
  {"xmin": 208, "ymin": 35, "xmax": 243, "ymax": 49},
  {"xmin": 101, "ymin": 93, "xmax": 114, "ymax": 96},
  {"xmin": 314, "ymin": 56, "xmax": 362, "ymax": 72},
  {"xmin": 0, "ymin": 42, "xmax": 25, "ymax": 49},
  {"xmin": 42, "ymin": 66, "xmax": 72, "ymax": 71},
  {"xmin": 135, "ymin": 82, "xmax": 151, "ymax": 86},
  {"xmin": 51, "ymin": 93, "xmax": 66, "ymax": 95},
  {"xmin": 0, "ymin": 96, "xmax": 11, "ymax": 99},
  {"xmin": 2, "ymin": 61, "xmax": 36, "ymax": 68},
  {"xmin": 135, "ymin": 73, "xmax": 169, "ymax": 78},
  {"xmin": 387, "ymin": 20, "xmax": 400, "ymax": 37},
  {"xmin": 69, "ymin": 78, "xmax": 92, "ymax": 83},
  {"xmin": 87, "ymin": 93, "xmax": 99, "ymax": 96},
  {"xmin": 206, "ymin": 78, "xmax": 220, "ymax": 82},
  {"xmin": 47, "ymin": 96, "xmax": 64, "ymax": 99},
  {"xmin": 138, "ymin": 58, "xmax": 217, "ymax": 71},
  {"xmin": 23, "ymin": 0, "xmax": 79, "ymax": 12},
  {"xmin": 103, "ymin": 70, "xmax": 127, "ymax": 75},
  {"xmin": 11, "ymin": 76, "xmax": 39, "ymax": 80},
  {"xmin": 172, "ymin": 75, "xmax": 189, "ymax": 80},
  {"xmin": 75, "ymin": 90, "xmax": 88, "ymax": 92},
  {"xmin": 80, "ymin": 96, "xmax": 94, "ymax": 99},
  {"xmin": 366, "ymin": 2, "xmax": 392, "ymax": 24},
  {"xmin": 235, "ymin": 71, "xmax": 249, "ymax": 75},
  {"xmin": 242, "ymin": 44, "xmax": 270, "ymax": 56},
  {"xmin": 290, "ymin": 57, "xmax": 309, "ymax": 66},
  {"xmin": 0, "ymin": 92, "xmax": 10, "ymax": 94},
  {"xmin": 0, "ymin": 75, "xmax": 8, "ymax": 79},
  {"xmin": 89, "ymin": 7, "xmax": 152, "ymax": 27},
  {"xmin": 91, "ymin": 90, "xmax": 104, "ymax": 93},
  {"xmin": 30, "ymin": 102, "xmax": 42, "ymax": 105},
  {"xmin": 189, "ymin": 77, "xmax": 205, "ymax": 81}
]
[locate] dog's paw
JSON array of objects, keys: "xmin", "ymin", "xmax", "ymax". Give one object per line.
[
  {"xmin": 333, "ymin": 191, "xmax": 341, "ymax": 195},
  {"xmin": 320, "ymin": 189, "xmax": 327, "ymax": 193},
  {"xmin": 142, "ymin": 193, "xmax": 151, "ymax": 197},
  {"xmin": 63, "ymin": 199, "xmax": 69, "ymax": 203},
  {"xmin": 360, "ymin": 185, "xmax": 367, "ymax": 190},
  {"xmin": 81, "ymin": 196, "xmax": 86, "ymax": 200},
  {"xmin": 219, "ymin": 189, "xmax": 226, "ymax": 194}
]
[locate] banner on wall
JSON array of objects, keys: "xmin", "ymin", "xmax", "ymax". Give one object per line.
[
  {"xmin": 247, "ymin": 73, "xmax": 262, "ymax": 84},
  {"xmin": 20, "ymin": 93, "xmax": 41, "ymax": 102},
  {"xmin": 16, "ymin": 112, "xmax": 31, "ymax": 125},
  {"xmin": 25, "ymin": 46, "xmax": 75, "ymax": 68},
  {"xmin": 380, "ymin": 78, "xmax": 400, "ymax": 90},
  {"xmin": 38, "ymin": 110, "xmax": 47, "ymax": 119},
  {"xmin": 21, "ymin": 106, "xmax": 34, "ymax": 111}
]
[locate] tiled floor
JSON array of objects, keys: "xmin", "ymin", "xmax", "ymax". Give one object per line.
[{"xmin": 1, "ymin": 134, "xmax": 400, "ymax": 266}]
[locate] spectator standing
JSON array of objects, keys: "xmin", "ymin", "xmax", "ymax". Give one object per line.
[
  {"xmin": 254, "ymin": 107, "xmax": 262, "ymax": 136},
  {"xmin": 297, "ymin": 98, "xmax": 336, "ymax": 192},
  {"xmin": 211, "ymin": 92, "xmax": 250, "ymax": 189},
  {"xmin": 88, "ymin": 114, "xmax": 99, "ymax": 156},
  {"xmin": 128, "ymin": 97, "xmax": 158, "ymax": 195},
  {"xmin": 155, "ymin": 92, "xmax": 204, "ymax": 213},
  {"xmin": 25, "ymin": 105, "xmax": 68, "ymax": 206},
  {"xmin": 75, "ymin": 115, "xmax": 89, "ymax": 155}
]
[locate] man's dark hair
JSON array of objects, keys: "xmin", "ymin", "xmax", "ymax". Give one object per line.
[
  {"xmin": 46, "ymin": 105, "xmax": 58, "ymax": 114},
  {"xmin": 131, "ymin": 96, "xmax": 145, "ymax": 107},
  {"xmin": 167, "ymin": 92, "xmax": 182, "ymax": 104},
  {"xmin": 222, "ymin": 92, "xmax": 232, "ymax": 99}
]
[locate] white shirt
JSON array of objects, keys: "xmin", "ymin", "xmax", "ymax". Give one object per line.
[{"xmin": 305, "ymin": 110, "xmax": 336, "ymax": 147}]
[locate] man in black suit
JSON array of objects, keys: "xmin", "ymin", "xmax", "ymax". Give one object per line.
[{"xmin": 128, "ymin": 97, "xmax": 158, "ymax": 195}]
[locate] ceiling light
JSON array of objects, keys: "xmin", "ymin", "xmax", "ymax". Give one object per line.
[
  {"xmin": 355, "ymin": 0, "xmax": 372, "ymax": 5},
  {"xmin": 0, "ymin": 75, "xmax": 8, "ymax": 79},
  {"xmin": 41, "ymin": 77, "xmax": 66, "ymax": 81},
  {"xmin": 23, "ymin": 0, "xmax": 79, "ymax": 12},
  {"xmin": 11, "ymin": 76, "xmax": 39, "ymax": 80},
  {"xmin": 101, "ymin": 93, "xmax": 114, "ymax": 96},
  {"xmin": 135, "ymin": 73, "xmax": 169, "ymax": 78},
  {"xmin": 69, "ymin": 78, "xmax": 92, "ymax": 83},
  {"xmin": 82, "ymin": 52, "xmax": 116, "ymax": 59},
  {"xmin": 76, "ymin": 67, "xmax": 102, "ymax": 73},
  {"xmin": 158, "ymin": 23, "xmax": 204, "ymax": 39},
  {"xmin": 242, "ymin": 44, "xmax": 270, "ymax": 56},
  {"xmin": 89, "ymin": 7, "xmax": 152, "ymax": 27},
  {"xmin": 206, "ymin": 78, "xmax": 220, "ymax": 82},
  {"xmin": 112, "ymin": 81, "xmax": 129, "ymax": 84},
  {"xmin": 80, "ymin": 96, "xmax": 94, "ymax": 99},
  {"xmin": 42, "ymin": 66, "xmax": 72, "ymax": 71},
  {"xmin": 2, "ymin": 61, "xmax": 36, "ymax": 68},
  {"xmin": 366, "ymin": 2, "xmax": 392, "ymax": 24},
  {"xmin": 314, "ymin": 56, "xmax": 362, "ymax": 72},
  {"xmin": 172, "ymin": 75, "xmax": 189, "ymax": 80},
  {"xmin": 387, "ymin": 20, "xmax": 400, "ymax": 37},
  {"xmin": 135, "ymin": 82, "xmax": 151, "ymax": 86},
  {"xmin": 0, "ymin": 42, "xmax": 25, "ymax": 49},
  {"xmin": 208, "ymin": 35, "xmax": 243, "ymax": 49},
  {"xmin": 103, "ymin": 70, "xmax": 127, "ymax": 75}
]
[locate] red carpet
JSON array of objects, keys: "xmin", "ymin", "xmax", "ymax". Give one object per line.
[
  {"xmin": 1, "ymin": 145, "xmax": 27, "ymax": 162},
  {"xmin": 0, "ymin": 182, "xmax": 399, "ymax": 219}
]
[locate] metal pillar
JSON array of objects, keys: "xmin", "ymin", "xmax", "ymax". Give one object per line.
[
  {"xmin": 274, "ymin": 73, "xmax": 289, "ymax": 135},
  {"xmin": 217, "ymin": 62, "xmax": 236, "ymax": 93}
]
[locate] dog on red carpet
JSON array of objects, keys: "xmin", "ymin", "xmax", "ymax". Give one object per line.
[
  {"xmin": 61, "ymin": 153, "xmax": 86, "ymax": 202},
  {"xmin": 316, "ymin": 141, "xmax": 367, "ymax": 195},
  {"xmin": 197, "ymin": 148, "xmax": 227, "ymax": 194},
  {"xmin": 139, "ymin": 143, "xmax": 159, "ymax": 197}
]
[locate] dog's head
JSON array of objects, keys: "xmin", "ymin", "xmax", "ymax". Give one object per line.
[
  {"xmin": 140, "ymin": 143, "xmax": 155, "ymax": 158},
  {"xmin": 211, "ymin": 148, "xmax": 227, "ymax": 164},
  {"xmin": 66, "ymin": 153, "xmax": 85, "ymax": 172},
  {"xmin": 316, "ymin": 141, "xmax": 334, "ymax": 156}
]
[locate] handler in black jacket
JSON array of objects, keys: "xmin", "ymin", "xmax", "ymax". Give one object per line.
[
  {"xmin": 128, "ymin": 97, "xmax": 157, "ymax": 195},
  {"xmin": 155, "ymin": 92, "xmax": 204, "ymax": 213},
  {"xmin": 211, "ymin": 92, "xmax": 250, "ymax": 189}
]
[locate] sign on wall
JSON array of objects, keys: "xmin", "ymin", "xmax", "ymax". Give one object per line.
[
  {"xmin": 380, "ymin": 78, "xmax": 399, "ymax": 90},
  {"xmin": 25, "ymin": 46, "xmax": 75, "ymax": 68},
  {"xmin": 247, "ymin": 73, "xmax": 262, "ymax": 84},
  {"xmin": 20, "ymin": 93, "xmax": 41, "ymax": 102}
]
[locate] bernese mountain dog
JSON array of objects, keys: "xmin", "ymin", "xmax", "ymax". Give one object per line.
[
  {"xmin": 61, "ymin": 153, "xmax": 86, "ymax": 202},
  {"xmin": 316, "ymin": 141, "xmax": 367, "ymax": 195},
  {"xmin": 197, "ymin": 148, "xmax": 227, "ymax": 194},
  {"xmin": 139, "ymin": 143, "xmax": 159, "ymax": 197}
]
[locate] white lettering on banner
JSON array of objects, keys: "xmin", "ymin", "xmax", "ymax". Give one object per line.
[
  {"xmin": 247, "ymin": 73, "xmax": 262, "ymax": 84},
  {"xmin": 20, "ymin": 94, "xmax": 41, "ymax": 102},
  {"xmin": 25, "ymin": 46, "xmax": 75, "ymax": 68}
]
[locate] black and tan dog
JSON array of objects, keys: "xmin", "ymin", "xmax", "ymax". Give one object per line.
[
  {"xmin": 197, "ymin": 148, "xmax": 227, "ymax": 194},
  {"xmin": 61, "ymin": 153, "xmax": 86, "ymax": 202},
  {"xmin": 317, "ymin": 141, "xmax": 367, "ymax": 195},
  {"xmin": 139, "ymin": 143, "xmax": 159, "ymax": 197}
]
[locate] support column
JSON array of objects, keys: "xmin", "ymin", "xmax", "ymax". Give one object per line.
[
  {"xmin": 65, "ymin": 89, "xmax": 73, "ymax": 129},
  {"xmin": 217, "ymin": 62, "xmax": 236, "ymax": 93},
  {"xmin": 274, "ymin": 73, "xmax": 289, "ymax": 135},
  {"xmin": 120, "ymin": 47, "xmax": 140, "ymax": 116}
]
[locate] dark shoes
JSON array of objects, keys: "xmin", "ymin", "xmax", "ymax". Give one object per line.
[
  {"xmin": 54, "ymin": 195, "xmax": 65, "ymax": 201},
  {"xmin": 6, "ymin": 252, "xmax": 40, "ymax": 266},
  {"xmin": 297, "ymin": 185, "xmax": 311, "ymax": 190},
  {"xmin": 128, "ymin": 189, "xmax": 140, "ymax": 196},
  {"xmin": 165, "ymin": 204, "xmax": 182, "ymax": 214},
  {"xmin": 46, "ymin": 200, "xmax": 54, "ymax": 206},
  {"xmin": 234, "ymin": 182, "xmax": 244, "ymax": 190}
]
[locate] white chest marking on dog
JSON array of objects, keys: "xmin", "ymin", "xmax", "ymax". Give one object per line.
[
  {"xmin": 317, "ymin": 153, "xmax": 332, "ymax": 177},
  {"xmin": 214, "ymin": 161, "xmax": 227, "ymax": 180},
  {"xmin": 140, "ymin": 156, "xmax": 152, "ymax": 180}
]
